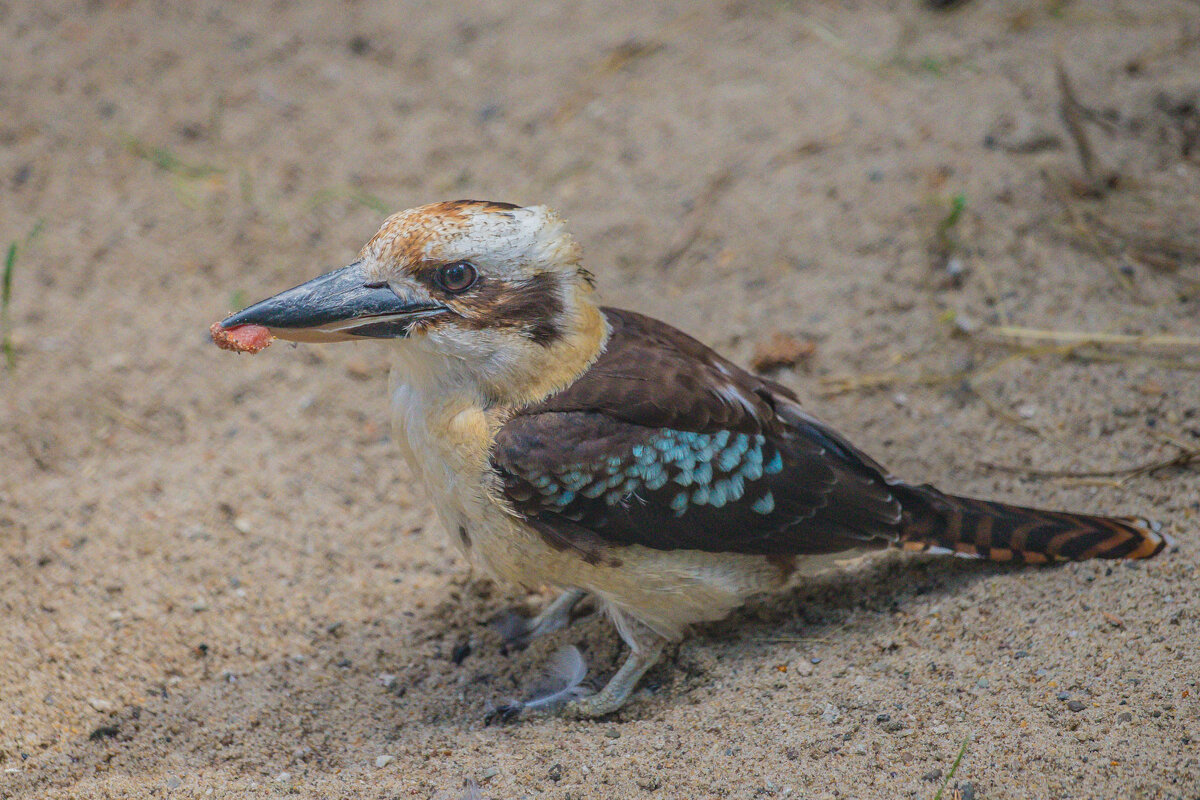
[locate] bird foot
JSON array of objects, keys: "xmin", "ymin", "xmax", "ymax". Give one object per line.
[
  {"xmin": 491, "ymin": 589, "xmax": 588, "ymax": 652},
  {"xmin": 559, "ymin": 693, "xmax": 621, "ymax": 720},
  {"xmin": 490, "ymin": 611, "xmax": 538, "ymax": 653}
]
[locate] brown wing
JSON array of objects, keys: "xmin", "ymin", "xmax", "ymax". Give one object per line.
[
  {"xmin": 492, "ymin": 308, "xmax": 904, "ymax": 556},
  {"xmin": 523, "ymin": 308, "xmax": 787, "ymax": 433}
]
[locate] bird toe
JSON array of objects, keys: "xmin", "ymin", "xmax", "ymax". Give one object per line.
[
  {"xmin": 490, "ymin": 610, "xmax": 536, "ymax": 652},
  {"xmin": 483, "ymin": 701, "xmax": 526, "ymax": 726}
]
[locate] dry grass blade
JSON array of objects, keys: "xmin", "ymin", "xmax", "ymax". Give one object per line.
[
  {"xmin": 1056, "ymin": 62, "xmax": 1100, "ymax": 188},
  {"xmin": 819, "ymin": 343, "xmax": 1079, "ymax": 397},
  {"xmin": 963, "ymin": 380, "xmax": 1052, "ymax": 439},
  {"xmin": 93, "ymin": 396, "xmax": 158, "ymax": 438},
  {"xmin": 985, "ymin": 326, "xmax": 1200, "ymax": 350},
  {"xmin": 1059, "ymin": 348, "xmax": 1200, "ymax": 373},
  {"xmin": 980, "ymin": 443, "xmax": 1200, "ymax": 483},
  {"xmin": 658, "ymin": 167, "xmax": 737, "ymax": 271},
  {"xmin": 1040, "ymin": 171, "xmax": 1142, "ymax": 296}
]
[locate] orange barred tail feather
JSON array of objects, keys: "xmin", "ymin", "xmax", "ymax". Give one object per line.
[{"xmin": 896, "ymin": 485, "xmax": 1170, "ymax": 563}]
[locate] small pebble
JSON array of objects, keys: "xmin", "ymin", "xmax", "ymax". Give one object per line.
[
  {"xmin": 1057, "ymin": 691, "xmax": 1071, "ymax": 701},
  {"xmin": 88, "ymin": 698, "xmax": 114, "ymax": 712},
  {"xmin": 166, "ymin": 777, "xmax": 182, "ymax": 789},
  {"xmin": 604, "ymin": 728, "xmax": 621, "ymax": 739},
  {"xmin": 88, "ymin": 725, "xmax": 120, "ymax": 741},
  {"xmin": 976, "ymin": 678, "xmax": 989, "ymax": 688},
  {"xmin": 1067, "ymin": 700, "xmax": 1086, "ymax": 712},
  {"xmin": 953, "ymin": 314, "xmax": 980, "ymax": 335},
  {"xmin": 922, "ymin": 769, "xmax": 942, "ymax": 782},
  {"xmin": 478, "ymin": 103, "xmax": 502, "ymax": 123},
  {"xmin": 273, "ymin": 772, "xmax": 290, "ymax": 782},
  {"xmin": 479, "ymin": 766, "xmax": 500, "ymax": 781},
  {"xmin": 375, "ymin": 755, "xmax": 395, "ymax": 768}
]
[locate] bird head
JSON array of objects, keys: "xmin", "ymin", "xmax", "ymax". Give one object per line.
[{"xmin": 220, "ymin": 200, "xmax": 607, "ymax": 404}]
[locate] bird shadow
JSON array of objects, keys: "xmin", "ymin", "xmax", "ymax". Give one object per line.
[
  {"xmin": 25, "ymin": 552, "xmax": 1050, "ymax": 792},
  {"xmin": 615, "ymin": 552, "xmax": 1048, "ymax": 717}
]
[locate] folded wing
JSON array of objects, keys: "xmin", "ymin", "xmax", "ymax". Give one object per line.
[{"xmin": 492, "ymin": 308, "xmax": 904, "ymax": 557}]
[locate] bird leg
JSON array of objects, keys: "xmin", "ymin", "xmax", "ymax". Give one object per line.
[
  {"xmin": 493, "ymin": 588, "xmax": 588, "ymax": 650},
  {"xmin": 562, "ymin": 608, "xmax": 667, "ymax": 719}
]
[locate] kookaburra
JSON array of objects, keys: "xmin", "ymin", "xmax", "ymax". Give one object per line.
[{"xmin": 218, "ymin": 200, "xmax": 1169, "ymax": 718}]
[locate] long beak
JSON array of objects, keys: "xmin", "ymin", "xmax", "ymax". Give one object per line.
[{"xmin": 219, "ymin": 262, "xmax": 446, "ymax": 343}]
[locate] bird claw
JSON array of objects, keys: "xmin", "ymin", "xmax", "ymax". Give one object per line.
[{"xmin": 483, "ymin": 701, "xmax": 525, "ymax": 726}]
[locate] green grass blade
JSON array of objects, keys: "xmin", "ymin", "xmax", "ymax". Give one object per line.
[
  {"xmin": 933, "ymin": 737, "xmax": 970, "ymax": 800},
  {"xmin": 2, "ymin": 241, "xmax": 16, "ymax": 369},
  {"xmin": 2, "ymin": 242, "xmax": 15, "ymax": 308}
]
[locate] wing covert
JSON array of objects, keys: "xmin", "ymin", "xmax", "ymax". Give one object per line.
[
  {"xmin": 494, "ymin": 410, "xmax": 897, "ymax": 556},
  {"xmin": 491, "ymin": 307, "xmax": 904, "ymax": 557}
]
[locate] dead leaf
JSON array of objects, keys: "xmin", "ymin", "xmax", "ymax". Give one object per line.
[{"xmin": 751, "ymin": 333, "xmax": 817, "ymax": 372}]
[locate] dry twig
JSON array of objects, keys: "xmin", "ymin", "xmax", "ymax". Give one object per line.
[
  {"xmin": 658, "ymin": 167, "xmax": 738, "ymax": 271},
  {"xmin": 984, "ymin": 326, "xmax": 1200, "ymax": 350},
  {"xmin": 980, "ymin": 443, "xmax": 1200, "ymax": 484},
  {"xmin": 1055, "ymin": 61, "xmax": 1115, "ymax": 194}
]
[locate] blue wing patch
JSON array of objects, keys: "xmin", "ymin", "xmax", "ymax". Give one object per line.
[
  {"xmin": 511, "ymin": 429, "xmax": 785, "ymax": 519},
  {"xmin": 494, "ymin": 409, "xmax": 901, "ymax": 556}
]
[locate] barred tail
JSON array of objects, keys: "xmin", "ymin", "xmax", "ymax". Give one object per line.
[{"xmin": 896, "ymin": 485, "xmax": 1171, "ymax": 563}]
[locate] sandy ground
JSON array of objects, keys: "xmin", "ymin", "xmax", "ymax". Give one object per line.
[{"xmin": 2, "ymin": 1, "xmax": 1200, "ymax": 798}]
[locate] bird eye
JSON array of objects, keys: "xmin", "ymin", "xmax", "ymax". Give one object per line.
[{"xmin": 436, "ymin": 261, "xmax": 477, "ymax": 293}]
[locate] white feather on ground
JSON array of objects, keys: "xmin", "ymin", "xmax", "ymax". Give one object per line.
[
  {"xmin": 523, "ymin": 645, "xmax": 589, "ymax": 710},
  {"xmin": 485, "ymin": 645, "xmax": 589, "ymax": 722},
  {"xmin": 459, "ymin": 779, "xmax": 486, "ymax": 800}
]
